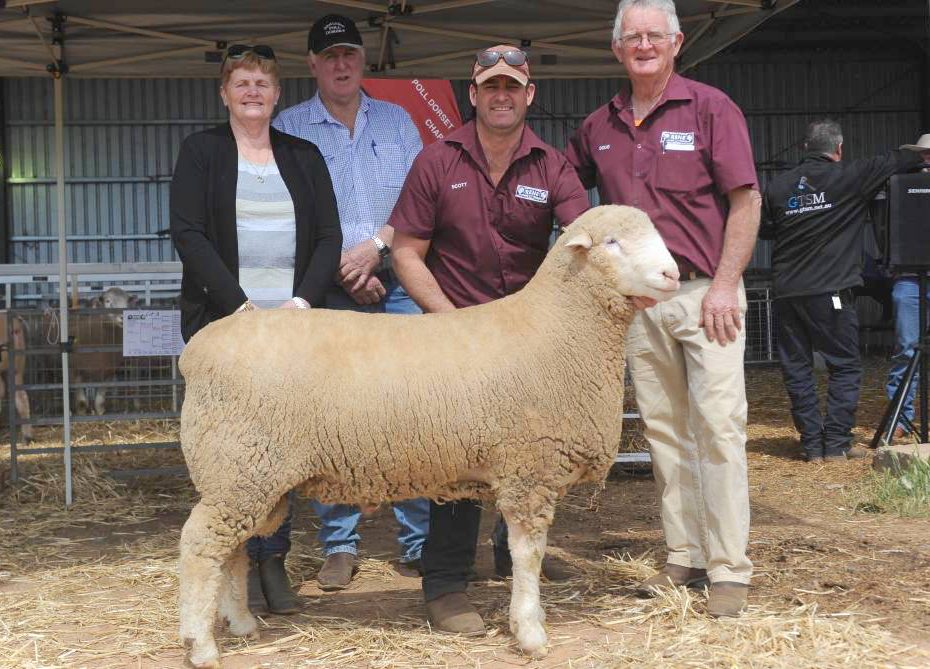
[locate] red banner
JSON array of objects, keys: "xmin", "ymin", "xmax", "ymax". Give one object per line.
[{"xmin": 362, "ymin": 78, "xmax": 463, "ymax": 146}]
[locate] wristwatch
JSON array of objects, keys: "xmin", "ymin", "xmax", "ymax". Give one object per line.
[{"xmin": 372, "ymin": 234, "xmax": 390, "ymax": 259}]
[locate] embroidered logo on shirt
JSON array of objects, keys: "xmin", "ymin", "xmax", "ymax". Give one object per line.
[
  {"xmin": 786, "ymin": 175, "xmax": 830, "ymax": 214},
  {"xmin": 660, "ymin": 131, "xmax": 695, "ymax": 152},
  {"xmin": 451, "ymin": 181, "xmax": 468, "ymax": 190},
  {"xmin": 598, "ymin": 144, "xmax": 611, "ymax": 151},
  {"xmin": 515, "ymin": 185, "xmax": 549, "ymax": 204}
]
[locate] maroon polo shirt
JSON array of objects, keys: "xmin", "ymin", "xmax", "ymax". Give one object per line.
[
  {"xmin": 389, "ymin": 120, "xmax": 590, "ymax": 308},
  {"xmin": 566, "ymin": 73, "xmax": 758, "ymax": 277}
]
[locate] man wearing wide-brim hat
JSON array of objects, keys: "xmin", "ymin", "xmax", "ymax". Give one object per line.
[{"xmin": 885, "ymin": 133, "xmax": 930, "ymax": 442}]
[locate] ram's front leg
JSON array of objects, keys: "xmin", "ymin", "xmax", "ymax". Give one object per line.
[{"xmin": 500, "ymin": 508, "xmax": 550, "ymax": 657}]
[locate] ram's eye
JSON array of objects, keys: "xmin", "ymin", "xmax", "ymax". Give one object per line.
[{"xmin": 605, "ymin": 236, "xmax": 619, "ymax": 246}]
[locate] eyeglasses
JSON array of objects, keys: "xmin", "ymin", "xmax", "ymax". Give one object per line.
[
  {"xmin": 618, "ymin": 32, "xmax": 675, "ymax": 48},
  {"xmin": 225, "ymin": 44, "xmax": 277, "ymax": 61},
  {"xmin": 475, "ymin": 49, "xmax": 527, "ymax": 68}
]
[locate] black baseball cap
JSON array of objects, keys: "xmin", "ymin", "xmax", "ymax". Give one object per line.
[{"xmin": 308, "ymin": 14, "xmax": 364, "ymax": 54}]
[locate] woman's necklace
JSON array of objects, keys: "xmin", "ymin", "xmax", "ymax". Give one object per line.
[{"xmin": 240, "ymin": 152, "xmax": 271, "ymax": 184}]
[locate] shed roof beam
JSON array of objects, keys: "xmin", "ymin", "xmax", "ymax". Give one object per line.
[
  {"xmin": 69, "ymin": 44, "xmax": 208, "ymax": 73},
  {"xmin": 390, "ymin": 21, "xmax": 605, "ymax": 56},
  {"xmin": 315, "ymin": 0, "xmax": 498, "ymax": 14},
  {"xmin": 680, "ymin": 3, "xmax": 726, "ymax": 57},
  {"xmin": 65, "ymin": 15, "xmax": 213, "ymax": 46},
  {"xmin": 0, "ymin": 55, "xmax": 45, "ymax": 72},
  {"xmin": 27, "ymin": 12, "xmax": 57, "ymax": 65},
  {"xmin": 2, "ymin": 0, "xmax": 56, "ymax": 8},
  {"xmin": 706, "ymin": 0, "xmax": 761, "ymax": 7}
]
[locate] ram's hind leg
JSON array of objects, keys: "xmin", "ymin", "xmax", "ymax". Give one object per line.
[
  {"xmin": 179, "ymin": 501, "xmax": 238, "ymax": 669},
  {"xmin": 217, "ymin": 543, "xmax": 259, "ymax": 638}
]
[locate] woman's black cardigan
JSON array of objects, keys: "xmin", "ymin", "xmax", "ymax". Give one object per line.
[{"xmin": 170, "ymin": 124, "xmax": 342, "ymax": 342}]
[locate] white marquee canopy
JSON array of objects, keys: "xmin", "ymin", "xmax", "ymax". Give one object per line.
[{"xmin": 0, "ymin": 0, "xmax": 798, "ymax": 80}]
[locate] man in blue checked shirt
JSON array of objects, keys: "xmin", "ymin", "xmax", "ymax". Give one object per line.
[{"xmin": 263, "ymin": 14, "xmax": 429, "ymax": 595}]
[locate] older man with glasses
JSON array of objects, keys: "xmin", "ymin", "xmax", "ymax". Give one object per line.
[
  {"xmin": 390, "ymin": 44, "xmax": 590, "ymax": 635},
  {"xmin": 567, "ymin": 0, "xmax": 762, "ymax": 617}
]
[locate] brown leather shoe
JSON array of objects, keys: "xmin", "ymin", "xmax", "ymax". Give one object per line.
[
  {"xmin": 825, "ymin": 445, "xmax": 871, "ymax": 462},
  {"xmin": 425, "ymin": 592, "xmax": 486, "ymax": 636},
  {"xmin": 541, "ymin": 554, "xmax": 575, "ymax": 582},
  {"xmin": 635, "ymin": 564, "xmax": 708, "ymax": 597},
  {"xmin": 706, "ymin": 581, "xmax": 749, "ymax": 617},
  {"xmin": 845, "ymin": 445, "xmax": 871, "ymax": 459},
  {"xmin": 317, "ymin": 552, "xmax": 357, "ymax": 591}
]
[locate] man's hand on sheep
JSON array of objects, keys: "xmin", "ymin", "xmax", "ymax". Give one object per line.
[
  {"xmin": 337, "ymin": 240, "xmax": 381, "ymax": 294},
  {"xmin": 699, "ymin": 281, "xmax": 742, "ymax": 345},
  {"xmin": 631, "ymin": 296, "xmax": 657, "ymax": 310}
]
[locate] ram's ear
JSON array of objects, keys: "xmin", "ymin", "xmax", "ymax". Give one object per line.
[{"xmin": 564, "ymin": 231, "xmax": 593, "ymax": 251}]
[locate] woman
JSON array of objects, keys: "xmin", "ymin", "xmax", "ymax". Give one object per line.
[{"xmin": 170, "ymin": 44, "xmax": 342, "ymax": 615}]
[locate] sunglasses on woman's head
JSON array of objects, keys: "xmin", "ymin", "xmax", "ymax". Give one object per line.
[
  {"xmin": 225, "ymin": 44, "xmax": 277, "ymax": 61},
  {"xmin": 475, "ymin": 49, "xmax": 527, "ymax": 68}
]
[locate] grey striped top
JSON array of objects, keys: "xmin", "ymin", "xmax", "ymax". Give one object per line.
[{"xmin": 236, "ymin": 155, "xmax": 296, "ymax": 309}]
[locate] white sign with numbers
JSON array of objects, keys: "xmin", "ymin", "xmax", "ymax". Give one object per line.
[{"xmin": 122, "ymin": 310, "xmax": 185, "ymax": 357}]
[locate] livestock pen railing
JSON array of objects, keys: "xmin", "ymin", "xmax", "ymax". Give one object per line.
[
  {"xmin": 0, "ymin": 263, "xmax": 186, "ymax": 494},
  {"xmin": 5, "ymin": 306, "xmax": 184, "ymax": 483},
  {"xmin": 0, "ymin": 261, "xmax": 182, "ymax": 308}
]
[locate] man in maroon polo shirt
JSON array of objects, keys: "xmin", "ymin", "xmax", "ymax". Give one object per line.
[
  {"xmin": 390, "ymin": 45, "xmax": 589, "ymax": 634},
  {"xmin": 566, "ymin": 0, "xmax": 761, "ymax": 618}
]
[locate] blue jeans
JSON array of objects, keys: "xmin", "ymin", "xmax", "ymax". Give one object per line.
[
  {"xmin": 886, "ymin": 278, "xmax": 930, "ymax": 430},
  {"xmin": 247, "ymin": 273, "xmax": 430, "ymax": 562},
  {"xmin": 246, "ymin": 492, "xmax": 294, "ymax": 561}
]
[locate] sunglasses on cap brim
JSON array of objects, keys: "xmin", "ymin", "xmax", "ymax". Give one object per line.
[
  {"xmin": 475, "ymin": 49, "xmax": 527, "ymax": 68},
  {"xmin": 225, "ymin": 44, "xmax": 277, "ymax": 61}
]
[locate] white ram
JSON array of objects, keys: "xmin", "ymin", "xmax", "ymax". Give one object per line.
[{"xmin": 177, "ymin": 205, "xmax": 680, "ymax": 668}]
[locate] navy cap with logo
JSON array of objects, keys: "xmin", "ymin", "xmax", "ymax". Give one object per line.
[{"xmin": 308, "ymin": 14, "xmax": 364, "ymax": 54}]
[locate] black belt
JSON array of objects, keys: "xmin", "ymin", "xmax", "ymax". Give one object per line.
[
  {"xmin": 672, "ymin": 254, "xmax": 709, "ymax": 281},
  {"xmin": 374, "ymin": 267, "xmax": 397, "ymax": 284}
]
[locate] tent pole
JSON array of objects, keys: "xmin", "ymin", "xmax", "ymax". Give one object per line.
[{"xmin": 53, "ymin": 73, "xmax": 73, "ymax": 507}]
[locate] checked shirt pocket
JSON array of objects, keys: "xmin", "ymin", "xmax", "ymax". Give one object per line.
[{"xmin": 372, "ymin": 142, "xmax": 407, "ymax": 188}]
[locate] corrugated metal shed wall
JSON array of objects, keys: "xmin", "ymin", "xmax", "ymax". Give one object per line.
[{"xmin": 3, "ymin": 53, "xmax": 921, "ymax": 269}]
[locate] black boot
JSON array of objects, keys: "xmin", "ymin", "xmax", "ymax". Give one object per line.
[
  {"xmin": 258, "ymin": 554, "xmax": 299, "ymax": 614},
  {"xmin": 247, "ymin": 560, "xmax": 269, "ymax": 615}
]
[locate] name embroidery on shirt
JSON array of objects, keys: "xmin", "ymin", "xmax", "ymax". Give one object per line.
[
  {"xmin": 451, "ymin": 181, "xmax": 468, "ymax": 190},
  {"xmin": 598, "ymin": 144, "xmax": 611, "ymax": 151},
  {"xmin": 515, "ymin": 185, "xmax": 549, "ymax": 204},
  {"xmin": 660, "ymin": 131, "xmax": 695, "ymax": 152}
]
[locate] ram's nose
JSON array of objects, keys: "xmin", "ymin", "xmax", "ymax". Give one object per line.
[{"xmin": 662, "ymin": 268, "xmax": 680, "ymax": 291}]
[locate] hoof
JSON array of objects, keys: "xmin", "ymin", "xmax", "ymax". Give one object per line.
[
  {"xmin": 188, "ymin": 651, "xmax": 221, "ymax": 669},
  {"xmin": 183, "ymin": 638, "xmax": 221, "ymax": 669},
  {"xmin": 513, "ymin": 621, "xmax": 549, "ymax": 657},
  {"xmin": 227, "ymin": 614, "xmax": 259, "ymax": 639}
]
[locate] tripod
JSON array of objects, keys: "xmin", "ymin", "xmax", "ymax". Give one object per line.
[{"xmin": 870, "ymin": 270, "xmax": 929, "ymax": 447}]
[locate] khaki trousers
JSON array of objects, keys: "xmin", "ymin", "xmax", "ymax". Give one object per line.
[{"xmin": 626, "ymin": 278, "xmax": 752, "ymax": 584}]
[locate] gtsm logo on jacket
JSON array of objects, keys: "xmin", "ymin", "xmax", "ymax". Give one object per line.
[{"xmin": 786, "ymin": 175, "xmax": 830, "ymax": 215}]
